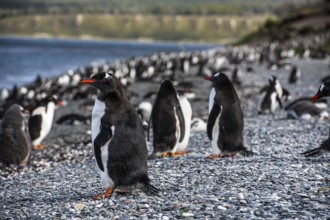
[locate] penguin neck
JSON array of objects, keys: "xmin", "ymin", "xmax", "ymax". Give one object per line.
[
  {"xmin": 217, "ymin": 87, "xmax": 238, "ymax": 104},
  {"xmin": 97, "ymin": 91, "xmax": 127, "ymax": 109}
]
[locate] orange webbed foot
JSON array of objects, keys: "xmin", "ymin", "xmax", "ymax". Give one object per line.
[
  {"xmin": 93, "ymin": 188, "xmax": 114, "ymax": 200},
  {"xmin": 32, "ymin": 144, "xmax": 47, "ymax": 150},
  {"xmin": 171, "ymin": 151, "xmax": 188, "ymax": 157},
  {"xmin": 161, "ymin": 152, "xmax": 172, "ymax": 157},
  {"xmin": 206, "ymin": 154, "xmax": 221, "ymax": 159}
]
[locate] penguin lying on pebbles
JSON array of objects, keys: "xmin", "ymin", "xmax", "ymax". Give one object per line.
[
  {"xmin": 29, "ymin": 95, "xmax": 63, "ymax": 150},
  {"xmin": 302, "ymin": 82, "xmax": 330, "ymax": 156},
  {"xmin": 285, "ymin": 100, "xmax": 328, "ymax": 120},
  {"xmin": 81, "ymin": 72, "xmax": 158, "ymax": 199},
  {"xmin": 302, "ymin": 128, "xmax": 330, "ymax": 157},
  {"xmin": 0, "ymin": 104, "xmax": 32, "ymax": 165},
  {"xmin": 205, "ymin": 72, "xmax": 252, "ymax": 159},
  {"xmin": 148, "ymin": 80, "xmax": 186, "ymax": 158}
]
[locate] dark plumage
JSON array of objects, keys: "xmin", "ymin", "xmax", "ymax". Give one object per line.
[
  {"xmin": 302, "ymin": 128, "xmax": 330, "ymax": 157},
  {"xmin": 148, "ymin": 80, "xmax": 185, "ymax": 157},
  {"xmin": 205, "ymin": 73, "xmax": 252, "ymax": 158},
  {"xmin": 0, "ymin": 104, "xmax": 32, "ymax": 165},
  {"xmin": 81, "ymin": 72, "xmax": 158, "ymax": 198}
]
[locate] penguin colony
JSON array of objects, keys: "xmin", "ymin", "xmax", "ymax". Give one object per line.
[{"xmin": 0, "ymin": 41, "xmax": 330, "ymax": 199}]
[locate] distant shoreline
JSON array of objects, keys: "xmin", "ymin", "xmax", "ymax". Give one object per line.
[{"xmin": 0, "ymin": 34, "xmax": 226, "ymax": 46}]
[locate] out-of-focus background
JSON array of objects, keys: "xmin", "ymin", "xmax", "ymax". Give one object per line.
[{"xmin": 0, "ymin": 0, "xmax": 328, "ymax": 88}]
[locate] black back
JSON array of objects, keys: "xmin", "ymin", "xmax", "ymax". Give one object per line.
[
  {"xmin": 28, "ymin": 114, "xmax": 42, "ymax": 141},
  {"xmin": 0, "ymin": 105, "xmax": 31, "ymax": 165},
  {"xmin": 89, "ymin": 72, "xmax": 151, "ymax": 189},
  {"xmin": 149, "ymin": 80, "xmax": 185, "ymax": 153},
  {"xmin": 207, "ymin": 73, "xmax": 245, "ymax": 152}
]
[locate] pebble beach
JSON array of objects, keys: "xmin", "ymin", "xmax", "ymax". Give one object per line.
[{"xmin": 0, "ymin": 53, "xmax": 330, "ymax": 219}]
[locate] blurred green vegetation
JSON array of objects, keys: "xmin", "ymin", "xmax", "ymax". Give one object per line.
[
  {"xmin": 0, "ymin": 14, "xmax": 268, "ymax": 43},
  {"xmin": 0, "ymin": 0, "xmax": 322, "ymax": 43},
  {"xmin": 0, "ymin": 0, "xmax": 319, "ymax": 17}
]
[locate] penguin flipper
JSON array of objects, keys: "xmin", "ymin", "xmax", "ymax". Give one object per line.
[
  {"xmin": 94, "ymin": 123, "xmax": 113, "ymax": 171},
  {"xmin": 301, "ymin": 147, "xmax": 322, "ymax": 157},
  {"xmin": 28, "ymin": 114, "xmax": 42, "ymax": 141},
  {"xmin": 276, "ymin": 95, "xmax": 283, "ymax": 109},
  {"xmin": 207, "ymin": 103, "xmax": 221, "ymax": 140},
  {"xmin": 175, "ymin": 101, "xmax": 185, "ymax": 142}
]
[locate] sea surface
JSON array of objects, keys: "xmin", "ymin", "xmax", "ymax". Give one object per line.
[{"xmin": 0, "ymin": 37, "xmax": 219, "ymax": 89}]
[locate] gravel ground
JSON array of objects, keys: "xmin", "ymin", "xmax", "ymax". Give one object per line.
[{"xmin": 1, "ymin": 58, "xmax": 330, "ymax": 219}]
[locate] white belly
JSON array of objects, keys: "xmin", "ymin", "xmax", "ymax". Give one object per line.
[
  {"xmin": 91, "ymin": 99, "xmax": 115, "ymax": 188},
  {"xmin": 176, "ymin": 97, "xmax": 192, "ymax": 152},
  {"xmin": 31, "ymin": 102, "xmax": 55, "ymax": 145},
  {"xmin": 208, "ymin": 88, "xmax": 215, "ymax": 113},
  {"xmin": 211, "ymin": 114, "xmax": 221, "ymax": 155}
]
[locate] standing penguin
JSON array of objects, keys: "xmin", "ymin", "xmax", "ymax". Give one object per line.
[
  {"xmin": 258, "ymin": 76, "xmax": 284, "ymax": 115},
  {"xmin": 205, "ymin": 72, "xmax": 252, "ymax": 158},
  {"xmin": 175, "ymin": 89, "xmax": 192, "ymax": 155},
  {"xmin": 0, "ymin": 104, "xmax": 32, "ymax": 165},
  {"xmin": 81, "ymin": 72, "xmax": 158, "ymax": 199},
  {"xmin": 28, "ymin": 95, "xmax": 62, "ymax": 150},
  {"xmin": 288, "ymin": 65, "xmax": 301, "ymax": 84},
  {"xmin": 148, "ymin": 80, "xmax": 185, "ymax": 157}
]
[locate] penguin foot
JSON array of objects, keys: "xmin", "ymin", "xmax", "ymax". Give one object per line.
[
  {"xmin": 222, "ymin": 154, "xmax": 237, "ymax": 157},
  {"xmin": 93, "ymin": 188, "xmax": 114, "ymax": 200},
  {"xmin": 32, "ymin": 144, "xmax": 48, "ymax": 150},
  {"xmin": 19, "ymin": 162, "xmax": 29, "ymax": 166},
  {"xmin": 206, "ymin": 154, "xmax": 221, "ymax": 159},
  {"xmin": 171, "ymin": 151, "xmax": 188, "ymax": 157},
  {"xmin": 161, "ymin": 152, "xmax": 172, "ymax": 157}
]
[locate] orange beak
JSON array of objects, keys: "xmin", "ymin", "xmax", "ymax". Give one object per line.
[
  {"xmin": 311, "ymin": 93, "xmax": 321, "ymax": 102},
  {"xmin": 81, "ymin": 79, "xmax": 96, "ymax": 84},
  {"xmin": 204, "ymin": 76, "xmax": 213, "ymax": 81},
  {"xmin": 58, "ymin": 101, "xmax": 64, "ymax": 107}
]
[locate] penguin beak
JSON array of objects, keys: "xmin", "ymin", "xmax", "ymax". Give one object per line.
[
  {"xmin": 311, "ymin": 93, "xmax": 321, "ymax": 102},
  {"xmin": 58, "ymin": 101, "xmax": 64, "ymax": 107},
  {"xmin": 81, "ymin": 79, "xmax": 96, "ymax": 84},
  {"xmin": 204, "ymin": 76, "xmax": 213, "ymax": 81}
]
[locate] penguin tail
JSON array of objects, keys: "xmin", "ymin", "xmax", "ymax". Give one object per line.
[
  {"xmin": 241, "ymin": 149, "xmax": 254, "ymax": 156},
  {"xmin": 138, "ymin": 180, "xmax": 160, "ymax": 196},
  {"xmin": 301, "ymin": 147, "xmax": 322, "ymax": 157}
]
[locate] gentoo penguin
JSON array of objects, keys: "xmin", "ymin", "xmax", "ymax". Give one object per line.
[
  {"xmin": 286, "ymin": 100, "xmax": 328, "ymax": 120},
  {"xmin": 175, "ymin": 89, "xmax": 192, "ymax": 154},
  {"xmin": 148, "ymin": 80, "xmax": 185, "ymax": 157},
  {"xmin": 258, "ymin": 76, "xmax": 284, "ymax": 115},
  {"xmin": 28, "ymin": 95, "xmax": 63, "ymax": 150},
  {"xmin": 0, "ymin": 104, "xmax": 32, "ymax": 165},
  {"xmin": 302, "ymin": 128, "xmax": 330, "ymax": 157},
  {"xmin": 205, "ymin": 72, "xmax": 252, "ymax": 158},
  {"xmin": 288, "ymin": 65, "xmax": 301, "ymax": 84},
  {"xmin": 311, "ymin": 81, "xmax": 330, "ymax": 102},
  {"xmin": 81, "ymin": 72, "xmax": 158, "ymax": 199},
  {"xmin": 301, "ymin": 81, "xmax": 330, "ymax": 156}
]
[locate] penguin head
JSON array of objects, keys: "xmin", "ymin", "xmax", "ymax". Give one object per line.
[
  {"xmin": 81, "ymin": 72, "xmax": 123, "ymax": 95},
  {"xmin": 312, "ymin": 81, "xmax": 330, "ymax": 102},
  {"xmin": 204, "ymin": 72, "xmax": 231, "ymax": 87}
]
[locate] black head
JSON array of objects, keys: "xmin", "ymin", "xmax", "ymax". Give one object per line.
[
  {"xmin": 312, "ymin": 81, "xmax": 330, "ymax": 102},
  {"xmin": 81, "ymin": 72, "xmax": 123, "ymax": 95},
  {"xmin": 204, "ymin": 72, "xmax": 231, "ymax": 88},
  {"xmin": 157, "ymin": 80, "xmax": 176, "ymax": 98}
]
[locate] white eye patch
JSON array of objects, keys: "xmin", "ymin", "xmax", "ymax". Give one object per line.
[
  {"xmin": 105, "ymin": 73, "xmax": 112, "ymax": 79},
  {"xmin": 214, "ymin": 72, "xmax": 220, "ymax": 77},
  {"xmin": 320, "ymin": 84, "xmax": 324, "ymax": 92}
]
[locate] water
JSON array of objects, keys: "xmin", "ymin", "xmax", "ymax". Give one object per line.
[{"xmin": 0, "ymin": 37, "xmax": 219, "ymax": 89}]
